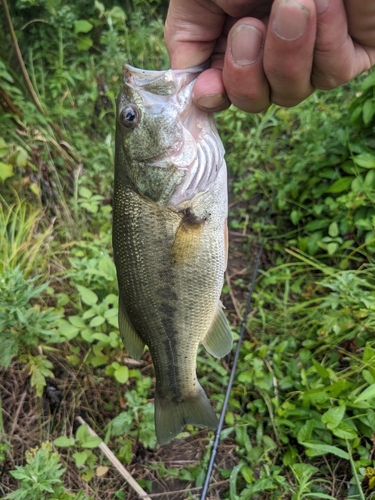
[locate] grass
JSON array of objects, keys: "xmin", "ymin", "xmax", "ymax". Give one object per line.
[{"xmin": 1, "ymin": 0, "xmax": 375, "ymax": 498}]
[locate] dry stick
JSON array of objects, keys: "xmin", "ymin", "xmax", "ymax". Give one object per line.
[
  {"xmin": 75, "ymin": 416, "xmax": 152, "ymax": 500},
  {"xmin": 1, "ymin": 0, "xmax": 79, "ymax": 172},
  {"xmin": 1, "ymin": 0, "xmax": 45, "ymax": 115},
  {"xmin": 225, "ymin": 270, "xmax": 242, "ymax": 320},
  {"xmin": 9, "ymin": 392, "xmax": 27, "ymax": 439}
]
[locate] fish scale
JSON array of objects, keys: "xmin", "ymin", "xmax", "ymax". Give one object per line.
[{"xmin": 113, "ymin": 64, "xmax": 233, "ymax": 445}]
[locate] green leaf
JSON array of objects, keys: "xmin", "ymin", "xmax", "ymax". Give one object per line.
[
  {"xmin": 81, "ymin": 436, "xmax": 102, "ymax": 448},
  {"xmin": 0, "ymin": 335, "xmax": 19, "ymax": 368},
  {"xmin": 68, "ymin": 315, "xmax": 86, "ymax": 328},
  {"xmin": 327, "ymin": 242, "xmax": 339, "ymax": 255},
  {"xmin": 297, "ymin": 420, "xmax": 315, "ymax": 443},
  {"xmin": 104, "ymin": 307, "xmax": 118, "ymax": 319},
  {"xmin": 95, "ymin": 1, "xmax": 105, "ymax": 14},
  {"xmin": 81, "ymin": 328, "xmax": 95, "ymax": 342},
  {"xmin": 79, "ymin": 186, "xmax": 92, "ymax": 198},
  {"xmin": 290, "ymin": 209, "xmax": 301, "ymax": 225},
  {"xmin": 353, "ymin": 153, "xmax": 375, "ymax": 169},
  {"xmin": 326, "ymin": 177, "xmax": 354, "ymax": 193},
  {"xmin": 332, "ymin": 422, "xmax": 358, "ymax": 440},
  {"xmin": 0, "ymin": 162, "xmax": 13, "ymax": 181},
  {"xmin": 312, "ymin": 358, "xmax": 329, "ymax": 379},
  {"xmin": 54, "ymin": 436, "xmax": 75, "ymax": 447},
  {"xmin": 230, "ymin": 463, "xmax": 244, "ymax": 499},
  {"xmin": 355, "ymin": 383, "xmax": 375, "ymax": 402},
  {"xmin": 305, "ymin": 219, "xmax": 330, "ymax": 231},
  {"xmin": 361, "ymin": 71, "xmax": 375, "ymax": 91},
  {"xmin": 364, "ymin": 170, "xmax": 375, "ymax": 189},
  {"xmin": 107, "ymin": 315, "xmax": 119, "ymax": 328},
  {"xmin": 89, "ymin": 315, "xmax": 105, "ymax": 327},
  {"xmin": 283, "ymin": 446, "xmax": 298, "ymax": 466},
  {"xmin": 238, "ymin": 371, "xmax": 252, "ymax": 383},
  {"xmin": 76, "ymin": 424, "xmax": 89, "ymax": 443},
  {"xmin": 241, "ymin": 465, "xmax": 254, "ymax": 483},
  {"xmin": 363, "ymin": 345, "xmax": 375, "ymax": 362},
  {"xmin": 292, "ymin": 463, "xmax": 318, "ymax": 482},
  {"xmin": 73, "ymin": 450, "xmax": 90, "ymax": 467},
  {"xmin": 99, "ymin": 258, "xmax": 116, "ymax": 279},
  {"xmin": 74, "ymin": 20, "xmax": 93, "ymax": 34},
  {"xmin": 76, "ymin": 285, "xmax": 98, "ymax": 306},
  {"xmin": 321, "ymin": 406, "xmax": 346, "ymax": 429},
  {"xmin": 301, "ymin": 442, "xmax": 350, "ymax": 460},
  {"xmin": 114, "ymin": 365, "xmax": 129, "ymax": 384},
  {"xmin": 59, "ymin": 320, "xmax": 80, "ymax": 340},
  {"xmin": 92, "ymin": 333, "xmax": 110, "ymax": 343},
  {"xmin": 363, "ymin": 99, "xmax": 375, "ymax": 125},
  {"xmin": 82, "ymin": 309, "xmax": 96, "ymax": 320},
  {"xmin": 77, "ymin": 35, "xmax": 93, "ymax": 51},
  {"xmin": 16, "ymin": 148, "xmax": 28, "ymax": 167},
  {"xmin": 328, "ymin": 221, "xmax": 339, "ymax": 238}
]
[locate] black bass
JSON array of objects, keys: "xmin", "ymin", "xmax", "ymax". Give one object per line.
[{"xmin": 113, "ymin": 64, "xmax": 232, "ymax": 445}]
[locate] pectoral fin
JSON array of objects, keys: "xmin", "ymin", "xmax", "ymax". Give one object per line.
[
  {"xmin": 118, "ymin": 299, "xmax": 145, "ymax": 360},
  {"xmin": 202, "ymin": 303, "xmax": 233, "ymax": 358}
]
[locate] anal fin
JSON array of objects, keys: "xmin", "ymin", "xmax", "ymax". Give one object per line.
[
  {"xmin": 202, "ymin": 302, "xmax": 233, "ymax": 358},
  {"xmin": 118, "ymin": 299, "xmax": 145, "ymax": 360}
]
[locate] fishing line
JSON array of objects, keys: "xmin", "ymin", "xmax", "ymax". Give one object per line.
[{"xmin": 199, "ymin": 225, "xmax": 268, "ymax": 500}]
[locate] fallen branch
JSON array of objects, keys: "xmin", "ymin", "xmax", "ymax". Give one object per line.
[
  {"xmin": 225, "ymin": 269, "xmax": 242, "ymax": 320},
  {"xmin": 1, "ymin": 0, "xmax": 45, "ymax": 115},
  {"xmin": 75, "ymin": 416, "xmax": 152, "ymax": 500}
]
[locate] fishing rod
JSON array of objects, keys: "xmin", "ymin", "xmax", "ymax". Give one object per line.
[{"xmin": 199, "ymin": 225, "xmax": 268, "ymax": 500}]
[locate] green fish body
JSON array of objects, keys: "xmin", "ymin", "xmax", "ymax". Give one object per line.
[{"xmin": 113, "ymin": 65, "xmax": 232, "ymax": 445}]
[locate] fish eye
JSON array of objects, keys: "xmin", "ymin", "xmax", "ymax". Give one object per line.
[{"xmin": 120, "ymin": 105, "xmax": 140, "ymax": 128}]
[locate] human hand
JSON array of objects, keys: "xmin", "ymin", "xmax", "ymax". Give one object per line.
[{"xmin": 164, "ymin": 0, "xmax": 375, "ymax": 113}]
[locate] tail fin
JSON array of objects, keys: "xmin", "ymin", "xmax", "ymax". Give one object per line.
[{"xmin": 154, "ymin": 384, "xmax": 219, "ymax": 445}]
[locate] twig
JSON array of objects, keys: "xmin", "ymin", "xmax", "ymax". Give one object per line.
[
  {"xmin": 75, "ymin": 416, "xmax": 152, "ymax": 500},
  {"xmin": 9, "ymin": 392, "xmax": 27, "ymax": 439},
  {"xmin": 225, "ymin": 270, "xmax": 242, "ymax": 321},
  {"xmin": 1, "ymin": 0, "xmax": 45, "ymax": 115},
  {"xmin": 242, "ymin": 214, "xmax": 249, "ymax": 236},
  {"xmin": 0, "ymin": 86, "xmax": 23, "ymax": 117}
]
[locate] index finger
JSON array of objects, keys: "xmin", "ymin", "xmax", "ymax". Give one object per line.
[{"xmin": 164, "ymin": 0, "xmax": 226, "ymax": 69}]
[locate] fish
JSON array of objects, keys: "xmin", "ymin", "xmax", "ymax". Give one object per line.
[{"xmin": 113, "ymin": 64, "xmax": 232, "ymax": 445}]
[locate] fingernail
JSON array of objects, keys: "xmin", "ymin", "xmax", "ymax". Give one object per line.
[
  {"xmin": 196, "ymin": 94, "xmax": 226, "ymax": 110},
  {"xmin": 315, "ymin": 0, "xmax": 329, "ymax": 14},
  {"xmin": 274, "ymin": 0, "xmax": 309, "ymax": 41},
  {"xmin": 230, "ymin": 25, "xmax": 263, "ymax": 66}
]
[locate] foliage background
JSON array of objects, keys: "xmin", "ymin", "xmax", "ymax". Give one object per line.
[{"xmin": 1, "ymin": 0, "xmax": 375, "ymax": 499}]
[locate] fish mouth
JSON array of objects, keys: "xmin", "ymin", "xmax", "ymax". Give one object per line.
[{"xmin": 123, "ymin": 63, "xmax": 209, "ymax": 96}]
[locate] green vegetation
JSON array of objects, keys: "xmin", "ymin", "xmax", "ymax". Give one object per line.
[{"xmin": 1, "ymin": 0, "xmax": 375, "ymax": 498}]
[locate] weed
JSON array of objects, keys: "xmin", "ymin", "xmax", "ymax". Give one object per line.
[
  {"xmin": 0, "ymin": 198, "xmax": 56, "ymax": 276},
  {"xmin": 4, "ymin": 442, "xmax": 91, "ymax": 499},
  {"xmin": 0, "ymin": 267, "xmax": 63, "ymax": 368}
]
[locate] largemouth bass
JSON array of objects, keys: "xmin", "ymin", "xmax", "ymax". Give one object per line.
[{"xmin": 113, "ymin": 64, "xmax": 232, "ymax": 445}]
